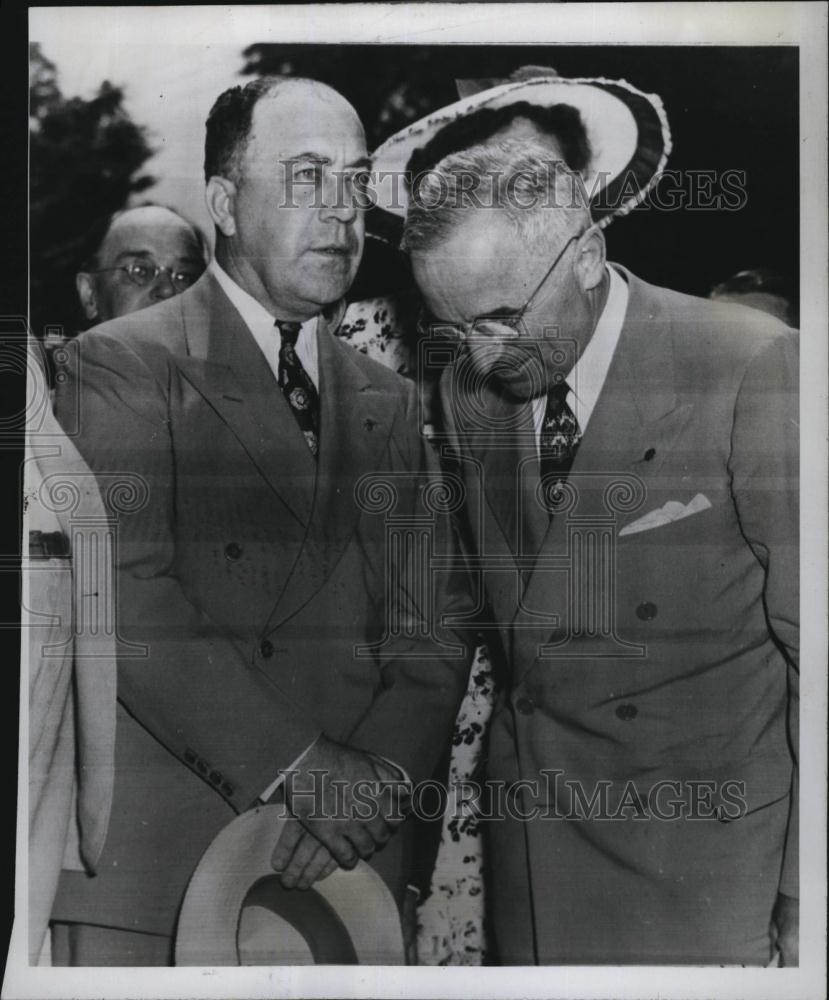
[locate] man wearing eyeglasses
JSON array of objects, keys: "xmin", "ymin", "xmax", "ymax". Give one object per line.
[
  {"xmin": 404, "ymin": 140, "xmax": 799, "ymax": 966},
  {"xmin": 75, "ymin": 204, "xmax": 207, "ymax": 325}
]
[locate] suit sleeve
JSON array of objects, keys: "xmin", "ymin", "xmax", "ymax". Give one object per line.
[
  {"xmin": 347, "ymin": 380, "xmax": 476, "ymax": 785},
  {"xmin": 54, "ymin": 331, "xmax": 322, "ymax": 812},
  {"xmin": 729, "ymin": 329, "xmax": 799, "ymax": 898}
]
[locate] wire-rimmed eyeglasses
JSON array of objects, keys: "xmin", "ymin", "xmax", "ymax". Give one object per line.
[
  {"xmin": 417, "ymin": 231, "xmax": 582, "ymax": 342},
  {"xmin": 88, "ymin": 259, "xmax": 202, "ymax": 293}
]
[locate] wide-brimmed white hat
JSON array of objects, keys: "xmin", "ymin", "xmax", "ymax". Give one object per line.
[
  {"xmin": 370, "ymin": 73, "xmax": 671, "ymax": 227},
  {"xmin": 175, "ymin": 805, "xmax": 405, "ymax": 965}
]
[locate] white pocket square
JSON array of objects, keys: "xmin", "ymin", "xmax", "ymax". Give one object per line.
[{"xmin": 619, "ymin": 493, "xmax": 712, "ymax": 537}]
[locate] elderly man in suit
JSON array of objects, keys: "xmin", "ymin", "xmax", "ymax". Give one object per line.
[
  {"xmin": 403, "ymin": 140, "xmax": 798, "ymax": 966},
  {"xmin": 51, "ymin": 76, "xmax": 470, "ymax": 965}
]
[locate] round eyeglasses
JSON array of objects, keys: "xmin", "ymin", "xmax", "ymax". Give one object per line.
[
  {"xmin": 90, "ymin": 259, "xmax": 202, "ymax": 292},
  {"xmin": 417, "ymin": 232, "xmax": 582, "ymax": 342}
]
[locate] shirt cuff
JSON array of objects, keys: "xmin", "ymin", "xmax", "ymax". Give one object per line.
[
  {"xmin": 258, "ymin": 733, "xmax": 321, "ymax": 803},
  {"xmin": 259, "ymin": 743, "xmax": 412, "ymax": 805},
  {"xmin": 367, "ymin": 751, "xmax": 413, "ymax": 792}
]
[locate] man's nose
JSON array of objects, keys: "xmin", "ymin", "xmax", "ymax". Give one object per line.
[
  {"xmin": 319, "ymin": 173, "xmax": 358, "ymax": 225},
  {"xmin": 151, "ymin": 268, "xmax": 178, "ymax": 300}
]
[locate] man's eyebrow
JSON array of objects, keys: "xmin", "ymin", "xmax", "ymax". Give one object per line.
[
  {"xmin": 111, "ymin": 249, "xmax": 204, "ymax": 265},
  {"xmin": 284, "ymin": 153, "xmax": 330, "ymax": 164},
  {"xmin": 112, "ymin": 249, "xmax": 156, "ymax": 262},
  {"xmin": 283, "ymin": 153, "xmax": 371, "ymax": 170}
]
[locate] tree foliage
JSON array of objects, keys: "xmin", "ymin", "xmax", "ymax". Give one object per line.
[{"xmin": 29, "ymin": 42, "xmax": 155, "ymax": 338}]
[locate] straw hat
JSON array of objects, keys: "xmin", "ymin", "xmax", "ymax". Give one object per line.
[
  {"xmin": 370, "ymin": 71, "xmax": 671, "ymax": 227},
  {"xmin": 175, "ymin": 805, "xmax": 405, "ymax": 965}
]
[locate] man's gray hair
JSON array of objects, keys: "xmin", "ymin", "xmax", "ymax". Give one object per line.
[{"xmin": 401, "ymin": 138, "xmax": 591, "ymax": 254}]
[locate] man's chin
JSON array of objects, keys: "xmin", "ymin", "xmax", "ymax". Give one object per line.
[
  {"xmin": 469, "ymin": 355, "xmax": 549, "ymax": 403},
  {"xmin": 296, "ymin": 273, "xmax": 357, "ymax": 313},
  {"xmin": 493, "ymin": 375, "xmax": 547, "ymax": 403}
]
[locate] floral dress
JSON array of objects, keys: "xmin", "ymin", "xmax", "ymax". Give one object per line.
[{"xmin": 338, "ymin": 297, "xmax": 496, "ymax": 965}]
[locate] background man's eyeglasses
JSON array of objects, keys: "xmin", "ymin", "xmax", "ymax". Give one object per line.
[
  {"xmin": 89, "ymin": 260, "xmax": 201, "ymax": 292},
  {"xmin": 417, "ymin": 231, "xmax": 583, "ymax": 342}
]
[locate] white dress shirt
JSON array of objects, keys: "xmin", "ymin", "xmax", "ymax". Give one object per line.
[
  {"xmin": 532, "ymin": 265, "xmax": 629, "ymax": 452},
  {"xmin": 209, "ymin": 259, "xmax": 320, "ymax": 388}
]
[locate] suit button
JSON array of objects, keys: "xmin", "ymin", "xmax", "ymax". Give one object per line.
[
  {"xmin": 260, "ymin": 639, "xmax": 274, "ymax": 659},
  {"xmin": 615, "ymin": 703, "xmax": 638, "ymax": 721},
  {"xmin": 209, "ymin": 770, "xmax": 222, "ymax": 785},
  {"xmin": 225, "ymin": 542, "xmax": 243, "ymax": 560},
  {"xmin": 221, "ymin": 782, "xmax": 234, "ymax": 797},
  {"xmin": 636, "ymin": 601, "xmax": 657, "ymax": 621},
  {"xmin": 515, "ymin": 697, "xmax": 535, "ymax": 716}
]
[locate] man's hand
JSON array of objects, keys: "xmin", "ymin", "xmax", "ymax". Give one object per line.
[
  {"xmin": 271, "ymin": 735, "xmax": 409, "ymax": 886},
  {"xmin": 770, "ymin": 892, "xmax": 799, "ymax": 966},
  {"xmin": 271, "ymin": 817, "xmax": 339, "ymax": 889}
]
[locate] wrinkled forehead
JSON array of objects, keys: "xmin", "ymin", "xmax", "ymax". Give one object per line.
[
  {"xmin": 245, "ymin": 84, "xmax": 366, "ymax": 165},
  {"xmin": 416, "ymin": 211, "xmax": 535, "ymax": 277},
  {"xmin": 412, "ymin": 214, "xmax": 540, "ymax": 315}
]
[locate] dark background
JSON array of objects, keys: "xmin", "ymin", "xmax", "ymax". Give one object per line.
[{"xmin": 243, "ymin": 43, "xmax": 799, "ymax": 299}]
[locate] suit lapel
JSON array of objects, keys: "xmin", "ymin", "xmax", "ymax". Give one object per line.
[
  {"xmin": 174, "ymin": 273, "xmax": 316, "ymax": 527},
  {"xmin": 264, "ymin": 323, "xmax": 398, "ymax": 631},
  {"xmin": 513, "ymin": 270, "xmax": 695, "ymax": 675}
]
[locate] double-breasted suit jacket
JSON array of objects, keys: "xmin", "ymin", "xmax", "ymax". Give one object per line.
[
  {"xmin": 52, "ymin": 273, "xmax": 471, "ymax": 936},
  {"xmin": 439, "ymin": 266, "xmax": 798, "ymax": 964}
]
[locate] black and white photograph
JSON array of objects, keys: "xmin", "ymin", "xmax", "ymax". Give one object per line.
[{"xmin": 2, "ymin": 4, "xmax": 826, "ymax": 998}]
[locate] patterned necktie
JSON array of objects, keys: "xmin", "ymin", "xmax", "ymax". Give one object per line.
[
  {"xmin": 276, "ymin": 319, "xmax": 320, "ymax": 458},
  {"xmin": 539, "ymin": 379, "xmax": 581, "ymax": 513}
]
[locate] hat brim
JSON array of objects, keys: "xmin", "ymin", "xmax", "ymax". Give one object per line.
[
  {"xmin": 175, "ymin": 805, "xmax": 405, "ymax": 966},
  {"xmin": 370, "ymin": 76, "xmax": 671, "ymax": 225}
]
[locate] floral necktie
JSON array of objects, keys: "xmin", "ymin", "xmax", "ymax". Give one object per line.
[
  {"xmin": 539, "ymin": 379, "xmax": 581, "ymax": 513},
  {"xmin": 275, "ymin": 320, "xmax": 320, "ymax": 458}
]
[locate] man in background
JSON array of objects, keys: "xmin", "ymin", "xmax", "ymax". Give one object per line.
[
  {"xmin": 709, "ymin": 267, "xmax": 797, "ymax": 327},
  {"xmin": 75, "ymin": 204, "xmax": 207, "ymax": 325}
]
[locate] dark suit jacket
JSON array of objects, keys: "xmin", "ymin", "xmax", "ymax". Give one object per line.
[
  {"xmin": 439, "ymin": 266, "xmax": 798, "ymax": 964},
  {"xmin": 52, "ymin": 272, "xmax": 471, "ymax": 935}
]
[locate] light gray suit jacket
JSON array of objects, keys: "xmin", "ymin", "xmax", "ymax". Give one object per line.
[
  {"xmin": 53, "ymin": 273, "xmax": 471, "ymax": 935},
  {"xmin": 439, "ymin": 266, "xmax": 798, "ymax": 964}
]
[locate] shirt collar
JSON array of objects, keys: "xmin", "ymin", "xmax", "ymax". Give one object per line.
[
  {"xmin": 208, "ymin": 259, "xmax": 320, "ymax": 386},
  {"xmin": 566, "ymin": 264, "xmax": 629, "ymax": 429},
  {"xmin": 209, "ymin": 258, "xmax": 283, "ymax": 332}
]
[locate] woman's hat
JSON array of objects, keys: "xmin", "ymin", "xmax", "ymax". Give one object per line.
[
  {"xmin": 175, "ymin": 805, "xmax": 405, "ymax": 965},
  {"xmin": 370, "ymin": 71, "xmax": 672, "ymax": 227}
]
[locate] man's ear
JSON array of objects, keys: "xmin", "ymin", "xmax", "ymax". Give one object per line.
[
  {"xmin": 205, "ymin": 176, "xmax": 237, "ymax": 237},
  {"xmin": 574, "ymin": 225, "xmax": 606, "ymax": 292},
  {"xmin": 75, "ymin": 272, "xmax": 99, "ymax": 321}
]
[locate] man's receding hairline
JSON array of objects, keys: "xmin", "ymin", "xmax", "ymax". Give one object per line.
[
  {"xmin": 107, "ymin": 205, "xmax": 196, "ymax": 232},
  {"xmin": 242, "ymin": 79, "xmax": 364, "ymax": 158},
  {"xmin": 254, "ymin": 76, "xmax": 359, "ymax": 117},
  {"xmin": 98, "ymin": 206, "xmax": 202, "ymax": 258}
]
